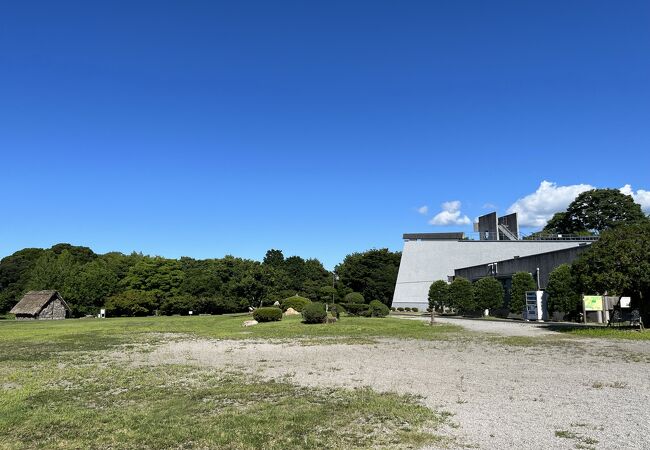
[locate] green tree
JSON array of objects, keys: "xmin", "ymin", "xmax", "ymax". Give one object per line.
[
  {"xmin": 510, "ymin": 272, "xmax": 536, "ymax": 314},
  {"xmin": 344, "ymin": 292, "xmax": 365, "ymax": 304},
  {"xmin": 120, "ymin": 257, "xmax": 184, "ymax": 300},
  {"xmin": 104, "ymin": 290, "xmax": 158, "ymax": 317},
  {"xmin": 335, "ymin": 249, "xmax": 401, "ymax": 307},
  {"xmin": 572, "ymin": 221, "xmax": 650, "ymax": 320},
  {"xmin": 263, "ymin": 249, "xmax": 285, "ymax": 267},
  {"xmin": 319, "ymin": 285, "xmax": 338, "ymax": 303},
  {"xmin": 448, "ymin": 277, "xmax": 475, "ymax": 314},
  {"xmin": 544, "ymin": 188, "xmax": 647, "ymax": 235},
  {"xmin": 0, "ymin": 248, "xmax": 46, "ymax": 312},
  {"xmin": 473, "ymin": 277, "xmax": 504, "ymax": 312},
  {"xmin": 427, "ymin": 280, "xmax": 449, "ymax": 312},
  {"xmin": 67, "ymin": 259, "xmax": 119, "ymax": 316},
  {"xmin": 545, "ymin": 264, "xmax": 580, "ymax": 314}
]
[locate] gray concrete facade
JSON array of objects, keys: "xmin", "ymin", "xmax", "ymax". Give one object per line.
[
  {"xmin": 454, "ymin": 245, "xmax": 591, "ymax": 289},
  {"xmin": 392, "ymin": 237, "xmax": 594, "ymax": 310}
]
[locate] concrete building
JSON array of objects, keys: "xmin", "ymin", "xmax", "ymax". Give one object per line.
[{"xmin": 392, "ymin": 212, "xmax": 596, "ymax": 310}]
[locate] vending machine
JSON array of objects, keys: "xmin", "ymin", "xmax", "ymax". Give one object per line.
[{"xmin": 524, "ymin": 291, "xmax": 548, "ymax": 321}]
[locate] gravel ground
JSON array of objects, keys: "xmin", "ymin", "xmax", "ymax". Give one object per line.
[{"xmin": 119, "ymin": 319, "xmax": 650, "ymax": 449}]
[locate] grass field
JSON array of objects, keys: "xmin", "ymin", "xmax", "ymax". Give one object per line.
[{"xmin": 0, "ymin": 315, "xmax": 459, "ymax": 449}]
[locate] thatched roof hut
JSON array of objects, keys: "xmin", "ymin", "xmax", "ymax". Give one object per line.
[{"xmin": 10, "ymin": 290, "xmax": 70, "ymax": 320}]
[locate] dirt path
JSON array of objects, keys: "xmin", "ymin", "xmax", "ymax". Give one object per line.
[
  {"xmin": 117, "ymin": 325, "xmax": 650, "ymax": 449},
  {"xmin": 401, "ymin": 315, "xmax": 559, "ymax": 337}
]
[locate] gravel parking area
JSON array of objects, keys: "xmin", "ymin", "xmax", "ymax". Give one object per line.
[{"xmin": 122, "ymin": 319, "xmax": 650, "ymax": 449}]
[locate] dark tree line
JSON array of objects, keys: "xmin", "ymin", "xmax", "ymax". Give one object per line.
[{"xmin": 0, "ymin": 245, "xmax": 401, "ymax": 317}]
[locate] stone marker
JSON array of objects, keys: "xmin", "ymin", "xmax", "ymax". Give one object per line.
[{"xmin": 242, "ymin": 320, "xmax": 258, "ymax": 327}]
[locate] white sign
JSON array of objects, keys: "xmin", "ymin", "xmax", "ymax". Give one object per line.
[{"xmin": 620, "ymin": 297, "xmax": 632, "ymax": 308}]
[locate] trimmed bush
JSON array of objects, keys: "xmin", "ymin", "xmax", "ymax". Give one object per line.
[
  {"xmin": 344, "ymin": 292, "xmax": 365, "ymax": 304},
  {"xmin": 404, "ymin": 307, "xmax": 411, "ymax": 312},
  {"xmin": 397, "ymin": 307, "xmax": 404, "ymax": 312},
  {"xmin": 253, "ymin": 307, "xmax": 283, "ymax": 322},
  {"xmin": 412, "ymin": 307, "xmax": 419, "ymax": 312},
  {"xmin": 342, "ymin": 303, "xmax": 369, "ymax": 316},
  {"xmin": 302, "ymin": 302, "xmax": 328, "ymax": 324},
  {"xmin": 449, "ymin": 277, "xmax": 475, "ymax": 314},
  {"xmin": 368, "ymin": 300, "xmax": 390, "ymax": 318},
  {"xmin": 473, "ymin": 277, "xmax": 504, "ymax": 312},
  {"xmin": 281, "ymin": 295, "xmax": 311, "ymax": 312},
  {"xmin": 428, "ymin": 280, "xmax": 450, "ymax": 312},
  {"xmin": 390, "ymin": 307, "xmax": 396, "ymax": 311}
]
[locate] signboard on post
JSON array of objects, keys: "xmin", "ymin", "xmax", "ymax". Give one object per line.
[{"xmin": 583, "ymin": 295, "xmax": 603, "ymax": 311}]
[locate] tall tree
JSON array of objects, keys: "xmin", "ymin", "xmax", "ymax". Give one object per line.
[
  {"xmin": 448, "ymin": 277, "xmax": 475, "ymax": 314},
  {"xmin": 572, "ymin": 222, "xmax": 650, "ymax": 320},
  {"xmin": 428, "ymin": 280, "xmax": 449, "ymax": 312},
  {"xmin": 335, "ymin": 249, "xmax": 401, "ymax": 306},
  {"xmin": 473, "ymin": 277, "xmax": 504, "ymax": 312},
  {"xmin": 544, "ymin": 188, "xmax": 647, "ymax": 234},
  {"xmin": 263, "ymin": 249, "xmax": 285, "ymax": 267},
  {"xmin": 545, "ymin": 264, "xmax": 580, "ymax": 314},
  {"xmin": 509, "ymin": 272, "xmax": 536, "ymax": 314}
]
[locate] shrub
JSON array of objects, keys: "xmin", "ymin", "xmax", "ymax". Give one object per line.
[
  {"xmin": 412, "ymin": 307, "xmax": 419, "ymax": 312},
  {"xmin": 344, "ymin": 292, "xmax": 365, "ymax": 304},
  {"xmin": 253, "ymin": 307, "xmax": 283, "ymax": 322},
  {"xmin": 510, "ymin": 272, "xmax": 536, "ymax": 314},
  {"xmin": 397, "ymin": 307, "xmax": 404, "ymax": 312},
  {"xmin": 546, "ymin": 264, "xmax": 580, "ymax": 314},
  {"xmin": 302, "ymin": 302, "xmax": 327, "ymax": 324},
  {"xmin": 368, "ymin": 300, "xmax": 390, "ymax": 317},
  {"xmin": 473, "ymin": 277, "xmax": 504, "ymax": 312},
  {"xmin": 104, "ymin": 290, "xmax": 158, "ymax": 317},
  {"xmin": 160, "ymin": 295, "xmax": 197, "ymax": 315},
  {"xmin": 281, "ymin": 295, "xmax": 311, "ymax": 312},
  {"xmin": 428, "ymin": 280, "xmax": 450, "ymax": 312},
  {"xmin": 390, "ymin": 307, "xmax": 396, "ymax": 311},
  {"xmin": 342, "ymin": 303, "xmax": 369, "ymax": 316},
  {"xmin": 404, "ymin": 307, "xmax": 411, "ymax": 312},
  {"xmin": 448, "ymin": 277, "xmax": 475, "ymax": 314}
]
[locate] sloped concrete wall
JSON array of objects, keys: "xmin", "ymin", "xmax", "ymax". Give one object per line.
[{"xmin": 392, "ymin": 239, "xmax": 591, "ymax": 309}]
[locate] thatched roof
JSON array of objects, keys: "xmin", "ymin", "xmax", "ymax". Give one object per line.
[{"xmin": 9, "ymin": 290, "xmax": 70, "ymax": 316}]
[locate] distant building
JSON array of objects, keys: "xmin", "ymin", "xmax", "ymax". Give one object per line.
[
  {"xmin": 392, "ymin": 212, "xmax": 597, "ymax": 310},
  {"xmin": 10, "ymin": 290, "xmax": 70, "ymax": 320}
]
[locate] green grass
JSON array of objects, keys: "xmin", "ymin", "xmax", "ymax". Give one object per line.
[
  {"xmin": 0, "ymin": 315, "xmax": 459, "ymax": 449},
  {"xmin": 0, "ymin": 314, "xmax": 462, "ymax": 361},
  {"xmin": 558, "ymin": 326, "xmax": 650, "ymax": 340}
]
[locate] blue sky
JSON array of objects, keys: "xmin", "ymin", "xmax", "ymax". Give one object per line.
[{"xmin": 1, "ymin": 1, "xmax": 649, "ymax": 268}]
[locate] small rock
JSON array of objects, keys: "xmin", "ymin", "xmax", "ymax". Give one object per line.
[
  {"xmin": 242, "ymin": 320, "xmax": 258, "ymax": 327},
  {"xmin": 284, "ymin": 308, "xmax": 300, "ymax": 316}
]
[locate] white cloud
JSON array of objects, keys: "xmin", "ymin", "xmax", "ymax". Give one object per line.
[
  {"xmin": 429, "ymin": 200, "xmax": 471, "ymax": 226},
  {"xmin": 482, "ymin": 203, "xmax": 497, "ymax": 210},
  {"xmin": 417, "ymin": 205, "xmax": 429, "ymax": 215},
  {"xmin": 507, "ymin": 181, "xmax": 594, "ymax": 228},
  {"xmin": 620, "ymin": 184, "xmax": 650, "ymax": 213}
]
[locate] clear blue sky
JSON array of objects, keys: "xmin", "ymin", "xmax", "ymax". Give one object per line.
[{"xmin": 1, "ymin": 1, "xmax": 649, "ymax": 268}]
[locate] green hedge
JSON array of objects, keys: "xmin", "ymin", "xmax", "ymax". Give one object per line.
[
  {"xmin": 368, "ymin": 300, "xmax": 390, "ymax": 318},
  {"xmin": 253, "ymin": 307, "xmax": 283, "ymax": 322},
  {"xmin": 344, "ymin": 292, "xmax": 365, "ymax": 304},
  {"xmin": 302, "ymin": 302, "xmax": 328, "ymax": 324},
  {"xmin": 281, "ymin": 295, "xmax": 311, "ymax": 312},
  {"xmin": 342, "ymin": 303, "xmax": 369, "ymax": 316}
]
